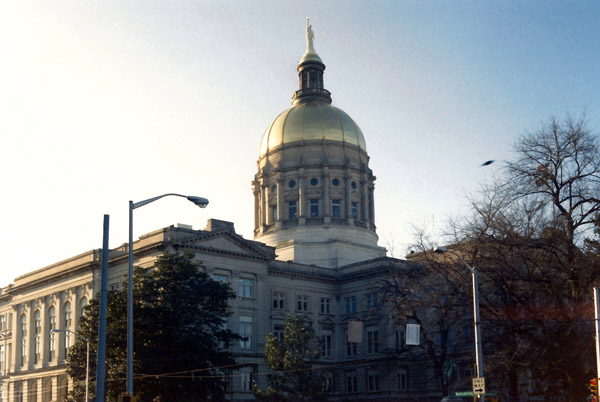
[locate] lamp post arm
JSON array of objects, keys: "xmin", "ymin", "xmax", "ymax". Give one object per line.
[{"xmin": 132, "ymin": 193, "xmax": 188, "ymax": 209}]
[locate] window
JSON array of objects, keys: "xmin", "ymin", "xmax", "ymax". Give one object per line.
[
  {"xmin": 310, "ymin": 199, "xmax": 319, "ymax": 217},
  {"xmin": 64, "ymin": 301, "xmax": 72, "ymax": 357},
  {"xmin": 351, "ymin": 181, "xmax": 357, "ymax": 190},
  {"xmin": 346, "ymin": 332, "xmax": 358, "ymax": 357},
  {"xmin": 0, "ymin": 345, "xmax": 4, "ymax": 375},
  {"xmin": 271, "ymin": 205, "xmax": 277, "ymax": 222},
  {"xmin": 351, "ymin": 202, "xmax": 358, "ymax": 219},
  {"xmin": 109, "ymin": 282, "xmax": 120, "ymax": 291},
  {"xmin": 79, "ymin": 297, "xmax": 88, "ymax": 321},
  {"xmin": 344, "ymin": 296, "xmax": 357, "ymax": 313},
  {"xmin": 240, "ymin": 370, "xmax": 254, "ymax": 392},
  {"xmin": 239, "ymin": 316, "xmax": 252, "ymax": 349},
  {"xmin": 238, "ymin": 278, "xmax": 253, "ymax": 298},
  {"xmin": 321, "ymin": 333, "xmax": 332, "ymax": 358},
  {"xmin": 213, "ymin": 274, "xmax": 229, "ymax": 283},
  {"xmin": 271, "ymin": 184, "xmax": 277, "ymax": 194},
  {"xmin": 331, "ymin": 199, "xmax": 341, "ymax": 218},
  {"xmin": 296, "ymin": 294, "xmax": 309, "ymax": 312},
  {"xmin": 288, "ymin": 179, "xmax": 296, "ymax": 189},
  {"xmin": 365, "ymin": 292, "xmax": 378, "ymax": 309},
  {"xmin": 322, "ymin": 373, "xmax": 333, "ymax": 393},
  {"xmin": 273, "ymin": 325, "xmax": 285, "ymax": 343},
  {"xmin": 398, "ymin": 369, "xmax": 408, "ymax": 391},
  {"xmin": 346, "ymin": 373, "xmax": 358, "ymax": 393},
  {"xmin": 272, "ymin": 291, "xmax": 285, "ymax": 310},
  {"xmin": 368, "ymin": 372, "xmax": 380, "ymax": 392},
  {"xmin": 20, "ymin": 314, "xmax": 26, "ymax": 366},
  {"xmin": 395, "ymin": 327, "xmax": 405, "ymax": 350},
  {"xmin": 320, "ymin": 297, "xmax": 331, "ymax": 314},
  {"xmin": 367, "ymin": 328, "xmax": 379, "ymax": 354},
  {"xmin": 34, "ymin": 310, "xmax": 41, "ymax": 364},
  {"xmin": 332, "ymin": 178, "xmax": 340, "ymax": 186},
  {"xmin": 288, "ymin": 201, "xmax": 297, "ymax": 219},
  {"xmin": 310, "ymin": 178, "xmax": 318, "ymax": 186},
  {"xmin": 0, "ymin": 314, "xmax": 5, "ymax": 331},
  {"xmin": 48, "ymin": 306, "xmax": 56, "ymax": 361}
]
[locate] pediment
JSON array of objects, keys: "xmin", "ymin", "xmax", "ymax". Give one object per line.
[{"xmin": 176, "ymin": 231, "xmax": 274, "ymax": 261}]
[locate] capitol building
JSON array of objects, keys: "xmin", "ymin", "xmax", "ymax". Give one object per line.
[{"xmin": 0, "ymin": 25, "xmax": 466, "ymax": 402}]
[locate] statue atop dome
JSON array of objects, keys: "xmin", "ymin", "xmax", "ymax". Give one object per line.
[{"xmin": 306, "ymin": 18, "xmax": 316, "ymax": 54}]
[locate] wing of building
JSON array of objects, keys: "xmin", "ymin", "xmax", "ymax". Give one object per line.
[{"xmin": 0, "ymin": 24, "xmax": 474, "ymax": 402}]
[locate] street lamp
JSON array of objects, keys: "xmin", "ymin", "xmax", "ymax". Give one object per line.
[
  {"xmin": 126, "ymin": 193, "xmax": 208, "ymax": 397},
  {"xmin": 52, "ymin": 329, "xmax": 89, "ymax": 402},
  {"xmin": 434, "ymin": 246, "xmax": 484, "ymax": 401}
]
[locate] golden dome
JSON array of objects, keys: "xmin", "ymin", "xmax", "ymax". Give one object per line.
[{"xmin": 259, "ymin": 101, "xmax": 367, "ymax": 157}]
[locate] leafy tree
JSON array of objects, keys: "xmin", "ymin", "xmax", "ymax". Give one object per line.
[
  {"xmin": 66, "ymin": 252, "xmax": 240, "ymax": 402},
  {"xmin": 441, "ymin": 114, "xmax": 600, "ymax": 401},
  {"xmin": 254, "ymin": 315, "xmax": 323, "ymax": 402}
]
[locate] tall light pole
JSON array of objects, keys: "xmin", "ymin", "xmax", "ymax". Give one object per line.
[
  {"xmin": 434, "ymin": 246, "xmax": 484, "ymax": 401},
  {"xmin": 52, "ymin": 329, "xmax": 89, "ymax": 402},
  {"xmin": 127, "ymin": 193, "xmax": 208, "ymax": 398}
]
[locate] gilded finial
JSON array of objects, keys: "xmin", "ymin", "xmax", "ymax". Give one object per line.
[{"xmin": 306, "ymin": 17, "xmax": 316, "ymax": 54}]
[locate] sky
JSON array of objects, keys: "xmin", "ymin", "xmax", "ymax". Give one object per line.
[{"xmin": 0, "ymin": 1, "xmax": 598, "ymax": 288}]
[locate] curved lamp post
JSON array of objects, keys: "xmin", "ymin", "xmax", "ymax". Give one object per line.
[
  {"xmin": 434, "ymin": 246, "xmax": 484, "ymax": 401},
  {"xmin": 127, "ymin": 193, "xmax": 208, "ymax": 397},
  {"xmin": 52, "ymin": 329, "xmax": 89, "ymax": 402}
]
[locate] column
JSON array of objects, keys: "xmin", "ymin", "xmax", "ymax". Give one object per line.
[
  {"xmin": 36, "ymin": 378, "xmax": 43, "ymax": 402},
  {"xmin": 276, "ymin": 176, "xmax": 283, "ymax": 228},
  {"xmin": 345, "ymin": 169, "xmax": 352, "ymax": 220},
  {"xmin": 9, "ymin": 307, "xmax": 17, "ymax": 373},
  {"xmin": 260, "ymin": 183, "xmax": 266, "ymax": 229},
  {"xmin": 362, "ymin": 174, "xmax": 370, "ymax": 229},
  {"xmin": 323, "ymin": 168, "xmax": 330, "ymax": 221},
  {"xmin": 51, "ymin": 375, "xmax": 58, "ymax": 402}
]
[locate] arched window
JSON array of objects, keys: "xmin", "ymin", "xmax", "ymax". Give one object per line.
[
  {"xmin": 48, "ymin": 306, "xmax": 56, "ymax": 361},
  {"xmin": 63, "ymin": 302, "xmax": 72, "ymax": 357},
  {"xmin": 29, "ymin": 379, "xmax": 38, "ymax": 402},
  {"xmin": 34, "ymin": 310, "xmax": 41, "ymax": 364},
  {"xmin": 78, "ymin": 297, "xmax": 88, "ymax": 323},
  {"xmin": 42, "ymin": 378, "xmax": 53, "ymax": 402},
  {"xmin": 20, "ymin": 314, "xmax": 27, "ymax": 366},
  {"xmin": 58, "ymin": 376, "xmax": 69, "ymax": 401}
]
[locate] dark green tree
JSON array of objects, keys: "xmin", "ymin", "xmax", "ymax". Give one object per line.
[
  {"xmin": 66, "ymin": 252, "xmax": 240, "ymax": 402},
  {"xmin": 254, "ymin": 315, "xmax": 323, "ymax": 402}
]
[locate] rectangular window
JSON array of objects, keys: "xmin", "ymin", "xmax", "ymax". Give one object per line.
[
  {"xmin": 346, "ymin": 373, "xmax": 358, "ymax": 393},
  {"xmin": 368, "ymin": 372, "xmax": 380, "ymax": 392},
  {"xmin": 367, "ymin": 328, "xmax": 379, "ymax": 354},
  {"xmin": 0, "ymin": 315, "xmax": 5, "ymax": 331},
  {"xmin": 310, "ymin": 199, "xmax": 319, "ymax": 217},
  {"xmin": 331, "ymin": 199, "xmax": 341, "ymax": 218},
  {"xmin": 288, "ymin": 201, "xmax": 297, "ymax": 219},
  {"xmin": 273, "ymin": 325, "xmax": 285, "ymax": 343},
  {"xmin": 0, "ymin": 345, "xmax": 4, "ymax": 374},
  {"xmin": 239, "ymin": 316, "xmax": 252, "ymax": 349},
  {"xmin": 241, "ymin": 370, "xmax": 254, "ymax": 392},
  {"xmin": 238, "ymin": 278, "xmax": 253, "ymax": 298},
  {"xmin": 320, "ymin": 297, "xmax": 331, "ymax": 314},
  {"xmin": 346, "ymin": 333, "xmax": 358, "ymax": 357},
  {"xmin": 321, "ymin": 333, "xmax": 332, "ymax": 358},
  {"xmin": 296, "ymin": 294, "xmax": 309, "ymax": 312},
  {"xmin": 271, "ymin": 205, "xmax": 277, "ymax": 222},
  {"xmin": 344, "ymin": 296, "xmax": 357, "ymax": 313},
  {"xmin": 109, "ymin": 282, "xmax": 120, "ymax": 291},
  {"xmin": 351, "ymin": 202, "xmax": 358, "ymax": 219},
  {"xmin": 365, "ymin": 292, "xmax": 378, "ymax": 310},
  {"xmin": 395, "ymin": 328, "xmax": 405, "ymax": 350},
  {"xmin": 398, "ymin": 369, "xmax": 408, "ymax": 391},
  {"xmin": 322, "ymin": 373, "xmax": 333, "ymax": 393},
  {"xmin": 272, "ymin": 291, "xmax": 285, "ymax": 310},
  {"xmin": 213, "ymin": 274, "xmax": 229, "ymax": 283}
]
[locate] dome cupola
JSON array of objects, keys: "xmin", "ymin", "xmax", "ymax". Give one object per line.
[{"xmin": 252, "ymin": 20, "xmax": 385, "ymax": 268}]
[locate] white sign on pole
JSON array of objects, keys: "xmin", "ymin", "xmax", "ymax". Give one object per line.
[
  {"xmin": 405, "ymin": 323, "xmax": 420, "ymax": 345},
  {"xmin": 472, "ymin": 377, "xmax": 485, "ymax": 395}
]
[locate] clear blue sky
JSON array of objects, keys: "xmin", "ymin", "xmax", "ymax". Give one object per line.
[{"xmin": 1, "ymin": 1, "xmax": 598, "ymax": 287}]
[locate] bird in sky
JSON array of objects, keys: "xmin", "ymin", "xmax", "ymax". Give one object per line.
[{"xmin": 480, "ymin": 160, "xmax": 495, "ymax": 166}]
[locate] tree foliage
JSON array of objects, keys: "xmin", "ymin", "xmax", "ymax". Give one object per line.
[
  {"xmin": 254, "ymin": 315, "xmax": 323, "ymax": 402},
  {"xmin": 395, "ymin": 114, "xmax": 600, "ymax": 401},
  {"xmin": 66, "ymin": 252, "xmax": 240, "ymax": 402}
]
